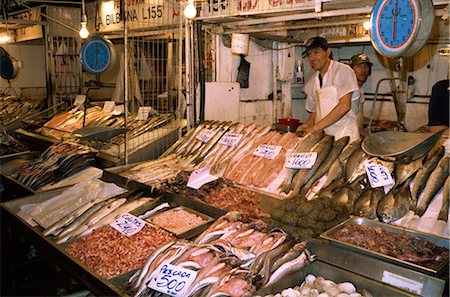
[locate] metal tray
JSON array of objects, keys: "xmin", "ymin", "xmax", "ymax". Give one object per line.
[
  {"xmin": 256, "ymin": 260, "xmax": 416, "ymax": 296},
  {"xmin": 320, "ymin": 217, "xmax": 449, "ymax": 274},
  {"xmin": 147, "ymin": 206, "xmax": 214, "ymax": 239}
]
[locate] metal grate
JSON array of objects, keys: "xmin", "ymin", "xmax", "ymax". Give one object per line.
[{"xmin": 46, "ymin": 35, "xmax": 81, "ymax": 113}]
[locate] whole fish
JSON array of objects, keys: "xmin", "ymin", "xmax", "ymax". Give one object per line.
[
  {"xmin": 415, "ymin": 155, "xmax": 449, "ymax": 216},
  {"xmin": 291, "ymin": 135, "xmax": 334, "ymax": 194},
  {"xmin": 278, "ymin": 130, "xmax": 324, "ymax": 194},
  {"xmin": 340, "ymin": 139, "xmax": 362, "ymax": 166},
  {"xmin": 353, "ymin": 188, "xmax": 383, "ymax": 219},
  {"xmin": 303, "ymin": 136, "xmax": 349, "ymax": 191},
  {"xmin": 438, "ymin": 176, "xmax": 449, "ymax": 222},
  {"xmin": 322, "ymin": 139, "xmax": 361, "ymax": 189},
  {"xmin": 55, "ymin": 198, "xmax": 127, "ymax": 244},
  {"xmin": 250, "ymin": 240, "xmax": 294, "ymax": 278},
  {"xmin": 263, "ymin": 245, "xmax": 315, "ymax": 288},
  {"xmin": 316, "ymin": 176, "xmax": 346, "ymax": 199},
  {"xmin": 56, "ymin": 201, "xmax": 106, "ymax": 239},
  {"xmin": 345, "ymin": 147, "xmax": 369, "ymax": 183},
  {"xmin": 332, "ymin": 180, "xmax": 363, "ymax": 213},
  {"xmin": 77, "ymin": 197, "xmax": 152, "ymax": 238},
  {"xmin": 43, "ymin": 200, "xmax": 96, "ymax": 236},
  {"xmin": 377, "ymin": 178, "xmax": 414, "ymax": 223},
  {"xmin": 394, "ymin": 154, "xmax": 426, "ymax": 187},
  {"xmin": 411, "ymin": 147, "xmax": 445, "ymax": 201}
]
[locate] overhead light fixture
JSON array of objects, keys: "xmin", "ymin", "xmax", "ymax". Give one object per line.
[
  {"xmin": 363, "ymin": 20, "xmax": 371, "ymax": 31},
  {"xmin": 184, "ymin": 0, "xmax": 197, "ymax": 19},
  {"xmin": 79, "ymin": 0, "xmax": 89, "ymax": 39}
]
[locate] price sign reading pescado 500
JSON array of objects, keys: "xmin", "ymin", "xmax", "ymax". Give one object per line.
[
  {"xmin": 253, "ymin": 144, "xmax": 282, "ymax": 160},
  {"xmin": 285, "ymin": 152, "xmax": 317, "ymax": 169},
  {"xmin": 364, "ymin": 159, "xmax": 394, "ymax": 189},
  {"xmin": 195, "ymin": 129, "xmax": 215, "ymax": 143},
  {"xmin": 110, "ymin": 213, "xmax": 146, "ymax": 236},
  {"xmin": 219, "ymin": 133, "xmax": 243, "ymax": 147},
  {"xmin": 148, "ymin": 264, "xmax": 197, "ymax": 297}
]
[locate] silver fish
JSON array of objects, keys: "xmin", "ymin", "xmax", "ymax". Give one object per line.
[
  {"xmin": 438, "ymin": 176, "xmax": 449, "ymax": 222},
  {"xmin": 340, "ymin": 139, "xmax": 362, "ymax": 166},
  {"xmin": 333, "ymin": 179, "xmax": 363, "ymax": 212},
  {"xmin": 43, "ymin": 200, "xmax": 96, "ymax": 236},
  {"xmin": 377, "ymin": 179, "xmax": 414, "ymax": 223},
  {"xmin": 394, "ymin": 154, "xmax": 425, "ymax": 187},
  {"xmin": 345, "ymin": 147, "xmax": 369, "ymax": 183},
  {"xmin": 55, "ymin": 198, "xmax": 127, "ymax": 244},
  {"xmin": 263, "ymin": 246, "xmax": 315, "ymax": 288},
  {"xmin": 292, "ymin": 135, "xmax": 334, "ymax": 194},
  {"xmin": 415, "ymin": 155, "xmax": 449, "ymax": 216},
  {"xmin": 303, "ymin": 136, "xmax": 349, "ymax": 191},
  {"xmin": 77, "ymin": 197, "xmax": 152, "ymax": 238},
  {"xmin": 411, "ymin": 146, "xmax": 445, "ymax": 201},
  {"xmin": 55, "ymin": 201, "xmax": 106, "ymax": 239},
  {"xmin": 278, "ymin": 130, "xmax": 324, "ymax": 194},
  {"xmin": 353, "ymin": 188, "xmax": 383, "ymax": 219}
]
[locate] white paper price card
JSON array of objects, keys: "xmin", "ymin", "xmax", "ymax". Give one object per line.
[
  {"xmin": 195, "ymin": 129, "xmax": 215, "ymax": 143},
  {"xmin": 103, "ymin": 101, "xmax": 116, "ymax": 113},
  {"xmin": 253, "ymin": 144, "xmax": 283, "ymax": 160},
  {"xmin": 187, "ymin": 165, "xmax": 218, "ymax": 189},
  {"xmin": 137, "ymin": 106, "xmax": 152, "ymax": 120},
  {"xmin": 112, "ymin": 105, "xmax": 124, "ymax": 115},
  {"xmin": 110, "ymin": 213, "xmax": 146, "ymax": 236},
  {"xmin": 219, "ymin": 133, "xmax": 243, "ymax": 147},
  {"xmin": 382, "ymin": 271, "xmax": 423, "ymax": 295},
  {"xmin": 285, "ymin": 152, "xmax": 317, "ymax": 169},
  {"xmin": 74, "ymin": 95, "xmax": 86, "ymax": 106},
  {"xmin": 364, "ymin": 159, "xmax": 394, "ymax": 188},
  {"xmin": 148, "ymin": 264, "xmax": 198, "ymax": 297}
]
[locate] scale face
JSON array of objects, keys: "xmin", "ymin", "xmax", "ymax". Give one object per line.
[
  {"xmin": 80, "ymin": 36, "xmax": 116, "ymax": 75},
  {"xmin": 370, "ymin": 0, "xmax": 435, "ymax": 57}
]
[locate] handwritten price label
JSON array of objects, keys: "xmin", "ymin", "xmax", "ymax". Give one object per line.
[
  {"xmin": 137, "ymin": 106, "xmax": 153, "ymax": 120},
  {"xmin": 253, "ymin": 144, "xmax": 282, "ymax": 160},
  {"xmin": 219, "ymin": 133, "xmax": 243, "ymax": 147},
  {"xmin": 285, "ymin": 152, "xmax": 317, "ymax": 169},
  {"xmin": 103, "ymin": 101, "xmax": 116, "ymax": 113},
  {"xmin": 110, "ymin": 213, "xmax": 146, "ymax": 236},
  {"xmin": 195, "ymin": 129, "xmax": 215, "ymax": 143},
  {"xmin": 112, "ymin": 104, "xmax": 124, "ymax": 115},
  {"xmin": 148, "ymin": 264, "xmax": 197, "ymax": 297},
  {"xmin": 364, "ymin": 159, "xmax": 394, "ymax": 188},
  {"xmin": 74, "ymin": 95, "xmax": 86, "ymax": 106}
]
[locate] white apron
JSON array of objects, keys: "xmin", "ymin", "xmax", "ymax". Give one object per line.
[{"xmin": 315, "ymin": 79, "xmax": 360, "ymax": 142}]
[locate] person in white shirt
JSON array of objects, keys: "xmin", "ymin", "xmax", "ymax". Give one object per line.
[
  {"xmin": 296, "ymin": 37, "xmax": 360, "ymax": 142},
  {"xmin": 350, "ymin": 53, "xmax": 372, "ymax": 137}
]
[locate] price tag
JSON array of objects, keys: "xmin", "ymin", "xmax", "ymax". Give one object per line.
[
  {"xmin": 148, "ymin": 264, "xmax": 198, "ymax": 297},
  {"xmin": 112, "ymin": 105, "xmax": 124, "ymax": 115},
  {"xmin": 364, "ymin": 159, "xmax": 394, "ymax": 188},
  {"xmin": 74, "ymin": 95, "xmax": 86, "ymax": 106},
  {"xmin": 137, "ymin": 106, "xmax": 153, "ymax": 120},
  {"xmin": 285, "ymin": 152, "xmax": 317, "ymax": 169},
  {"xmin": 253, "ymin": 144, "xmax": 282, "ymax": 160},
  {"xmin": 195, "ymin": 129, "xmax": 215, "ymax": 143},
  {"xmin": 110, "ymin": 213, "xmax": 146, "ymax": 236},
  {"xmin": 219, "ymin": 133, "xmax": 243, "ymax": 147},
  {"xmin": 187, "ymin": 165, "xmax": 218, "ymax": 189},
  {"xmin": 382, "ymin": 271, "xmax": 423, "ymax": 295},
  {"xmin": 103, "ymin": 101, "xmax": 116, "ymax": 113}
]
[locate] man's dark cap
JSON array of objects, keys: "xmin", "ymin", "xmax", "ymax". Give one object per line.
[
  {"xmin": 350, "ymin": 53, "xmax": 373, "ymax": 66},
  {"xmin": 305, "ymin": 37, "xmax": 329, "ymax": 51}
]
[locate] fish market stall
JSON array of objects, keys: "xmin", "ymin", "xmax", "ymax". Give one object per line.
[
  {"xmin": 15, "ymin": 103, "xmax": 183, "ymax": 166},
  {"xmin": 0, "ymin": 178, "xmax": 227, "ymax": 296}
]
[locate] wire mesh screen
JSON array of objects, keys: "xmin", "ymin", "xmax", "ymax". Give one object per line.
[
  {"xmin": 47, "ymin": 36, "xmax": 81, "ymax": 113},
  {"xmin": 124, "ymin": 26, "xmax": 184, "ymax": 162}
]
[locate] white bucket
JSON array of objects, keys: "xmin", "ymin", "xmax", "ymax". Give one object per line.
[{"xmin": 231, "ymin": 33, "xmax": 249, "ymax": 55}]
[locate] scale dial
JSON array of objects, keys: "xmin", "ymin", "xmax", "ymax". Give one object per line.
[
  {"xmin": 80, "ymin": 36, "xmax": 117, "ymax": 75},
  {"xmin": 370, "ymin": 0, "xmax": 434, "ymax": 57}
]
